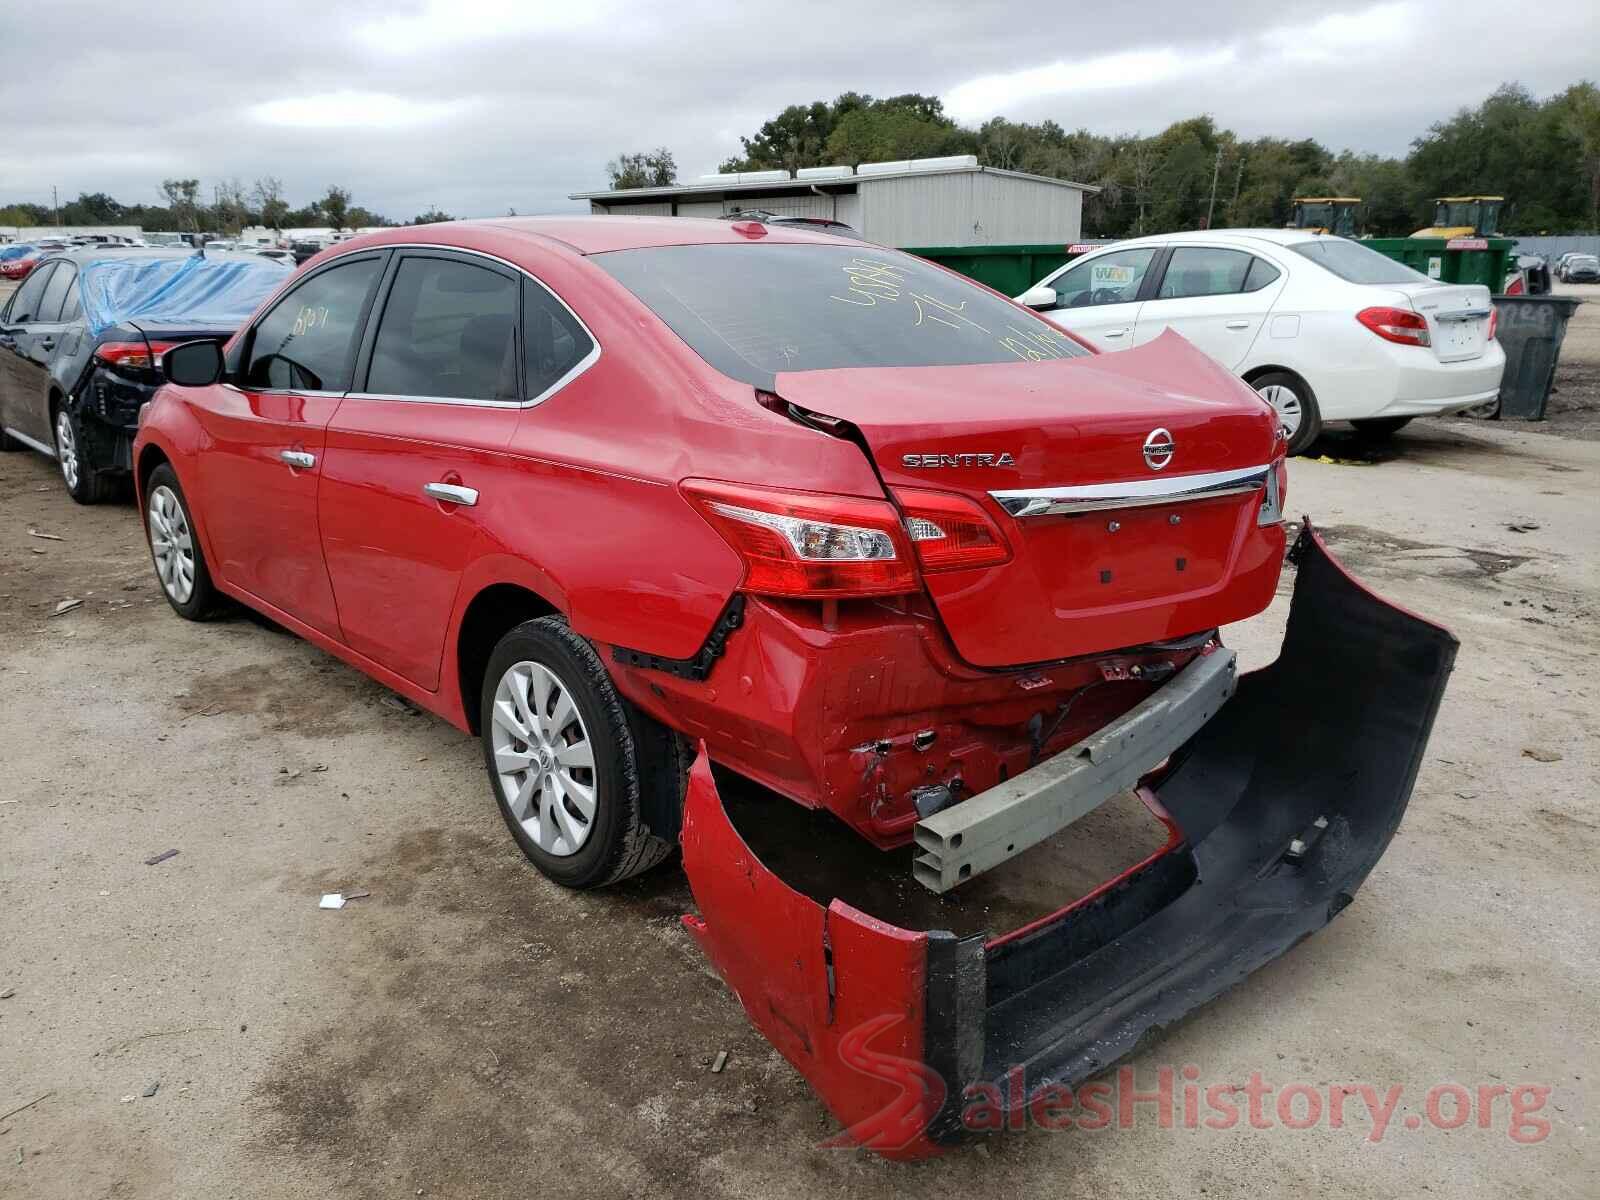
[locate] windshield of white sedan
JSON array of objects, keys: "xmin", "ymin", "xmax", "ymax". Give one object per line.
[
  {"xmin": 1290, "ymin": 238, "xmax": 1431, "ymax": 285},
  {"xmin": 592, "ymin": 243, "xmax": 1088, "ymax": 385}
]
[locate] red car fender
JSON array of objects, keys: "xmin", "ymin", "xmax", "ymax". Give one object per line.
[
  {"xmin": 679, "ymin": 749, "xmax": 946, "ymax": 1160},
  {"xmin": 132, "ymin": 400, "xmax": 227, "ymax": 584}
]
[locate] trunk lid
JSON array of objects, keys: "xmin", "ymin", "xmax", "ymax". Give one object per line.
[
  {"xmin": 774, "ymin": 332, "xmax": 1284, "ymax": 668},
  {"xmin": 1380, "ymin": 281, "xmax": 1493, "ymax": 363}
]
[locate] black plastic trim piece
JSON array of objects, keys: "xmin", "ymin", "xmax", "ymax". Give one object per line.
[{"xmin": 612, "ymin": 594, "xmax": 747, "ymax": 681}]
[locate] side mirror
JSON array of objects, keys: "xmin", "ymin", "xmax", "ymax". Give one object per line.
[
  {"xmin": 1018, "ymin": 284, "xmax": 1059, "ymax": 311},
  {"xmin": 164, "ymin": 339, "xmax": 225, "ymax": 387}
]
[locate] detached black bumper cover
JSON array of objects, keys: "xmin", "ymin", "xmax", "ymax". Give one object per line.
[{"xmin": 679, "ymin": 522, "xmax": 1458, "ymax": 1157}]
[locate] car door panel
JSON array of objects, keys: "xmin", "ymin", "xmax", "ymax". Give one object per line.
[
  {"xmin": 0, "ymin": 262, "xmax": 60, "ymax": 445},
  {"xmin": 1132, "ymin": 248, "xmax": 1285, "ymax": 371},
  {"xmin": 188, "ymin": 253, "xmax": 386, "ymax": 637},
  {"xmin": 318, "ymin": 250, "xmax": 549, "ymax": 691}
]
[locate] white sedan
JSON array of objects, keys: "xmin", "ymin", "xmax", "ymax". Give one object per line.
[{"xmin": 1017, "ymin": 230, "xmax": 1506, "ymax": 454}]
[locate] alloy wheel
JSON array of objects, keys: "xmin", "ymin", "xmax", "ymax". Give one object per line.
[
  {"xmin": 1256, "ymin": 383, "xmax": 1303, "ymax": 440},
  {"xmin": 147, "ymin": 485, "xmax": 196, "ymax": 604},
  {"xmin": 490, "ymin": 661, "xmax": 598, "ymax": 857},
  {"xmin": 55, "ymin": 411, "xmax": 79, "ymax": 490}
]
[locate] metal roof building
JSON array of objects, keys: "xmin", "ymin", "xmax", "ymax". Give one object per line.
[{"xmin": 570, "ymin": 155, "xmax": 1096, "ymax": 249}]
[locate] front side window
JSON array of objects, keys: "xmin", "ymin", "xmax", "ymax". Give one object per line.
[
  {"xmin": 1157, "ymin": 248, "xmax": 1252, "ymax": 300},
  {"xmin": 1051, "ymin": 247, "xmax": 1157, "ymax": 308},
  {"xmin": 594, "ymin": 243, "xmax": 1087, "ymax": 387},
  {"xmin": 36, "ymin": 263, "xmax": 76, "ymax": 322},
  {"xmin": 366, "ymin": 256, "xmax": 519, "ymax": 401},
  {"xmin": 7, "ymin": 263, "xmax": 57, "ymax": 324},
  {"xmin": 244, "ymin": 256, "xmax": 382, "ymax": 392}
]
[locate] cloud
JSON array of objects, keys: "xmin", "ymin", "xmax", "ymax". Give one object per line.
[
  {"xmin": 0, "ymin": 0, "xmax": 1594, "ymax": 221},
  {"xmin": 249, "ymin": 91, "xmax": 480, "ymax": 131},
  {"xmin": 354, "ymin": 0, "xmax": 621, "ymax": 55},
  {"xmin": 944, "ymin": 47, "xmax": 1240, "ymax": 125}
]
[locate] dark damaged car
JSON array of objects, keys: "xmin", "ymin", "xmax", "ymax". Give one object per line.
[{"xmin": 0, "ymin": 246, "xmax": 291, "ymax": 502}]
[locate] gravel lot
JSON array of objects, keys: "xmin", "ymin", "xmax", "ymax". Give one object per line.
[{"xmin": 1, "ymin": 284, "xmax": 1596, "ymax": 1197}]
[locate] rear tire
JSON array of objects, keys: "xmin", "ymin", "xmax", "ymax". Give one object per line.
[
  {"xmin": 54, "ymin": 407, "xmax": 115, "ymax": 504},
  {"xmin": 1350, "ymin": 416, "xmax": 1414, "ymax": 440},
  {"xmin": 144, "ymin": 464, "xmax": 222, "ymax": 620},
  {"xmin": 480, "ymin": 616, "xmax": 678, "ymax": 889},
  {"xmin": 1252, "ymin": 371, "xmax": 1322, "ymax": 456}
]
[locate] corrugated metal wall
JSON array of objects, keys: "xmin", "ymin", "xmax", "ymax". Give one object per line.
[
  {"xmin": 858, "ymin": 173, "xmax": 1081, "ymax": 247},
  {"xmin": 1506, "ymin": 234, "xmax": 1600, "ymax": 260},
  {"xmin": 588, "ymin": 200, "xmax": 674, "ymax": 216}
]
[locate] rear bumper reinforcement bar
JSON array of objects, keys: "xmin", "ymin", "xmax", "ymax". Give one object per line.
[
  {"xmin": 679, "ymin": 520, "xmax": 1457, "ymax": 1159},
  {"xmin": 912, "ymin": 646, "xmax": 1237, "ymax": 893}
]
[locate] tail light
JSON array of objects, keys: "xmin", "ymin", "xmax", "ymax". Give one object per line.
[
  {"xmin": 889, "ymin": 487, "xmax": 1012, "ymax": 571},
  {"xmin": 682, "ymin": 479, "xmax": 918, "ymax": 598},
  {"xmin": 94, "ymin": 341, "xmax": 180, "ymax": 373},
  {"xmin": 1486, "ymin": 307, "xmax": 1499, "ymax": 340},
  {"xmin": 1356, "ymin": 306, "xmax": 1430, "ymax": 347}
]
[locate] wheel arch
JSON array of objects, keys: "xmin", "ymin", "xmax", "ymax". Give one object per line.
[
  {"xmin": 1241, "ymin": 362, "xmax": 1317, "ymax": 402},
  {"xmin": 455, "ymin": 582, "xmax": 563, "ymax": 734}
]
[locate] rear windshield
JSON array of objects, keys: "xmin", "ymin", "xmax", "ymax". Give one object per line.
[
  {"xmin": 592, "ymin": 243, "xmax": 1088, "ymax": 387},
  {"xmin": 1290, "ymin": 238, "xmax": 1431, "ymax": 285}
]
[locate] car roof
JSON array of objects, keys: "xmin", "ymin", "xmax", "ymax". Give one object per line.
[
  {"xmin": 338, "ymin": 215, "xmax": 858, "ymax": 258},
  {"xmin": 1090, "ymin": 228, "xmax": 1322, "ymax": 252},
  {"xmin": 38, "ymin": 246, "xmax": 291, "ymax": 268}
]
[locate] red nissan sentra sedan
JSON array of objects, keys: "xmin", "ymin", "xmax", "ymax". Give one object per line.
[{"xmin": 134, "ymin": 217, "xmax": 1455, "ymax": 1155}]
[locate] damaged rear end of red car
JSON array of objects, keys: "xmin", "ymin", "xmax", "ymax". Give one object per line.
[
  {"xmin": 680, "ymin": 524, "xmax": 1455, "ymax": 1157},
  {"xmin": 588, "ymin": 237, "xmax": 1457, "ymax": 1158}
]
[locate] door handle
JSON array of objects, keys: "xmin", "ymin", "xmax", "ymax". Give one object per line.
[
  {"xmin": 424, "ymin": 482, "xmax": 478, "ymax": 507},
  {"xmin": 1224, "ymin": 320, "xmax": 1251, "ymax": 330},
  {"xmin": 39, "ymin": 338, "xmax": 55, "ymax": 351},
  {"xmin": 279, "ymin": 449, "xmax": 316, "ymax": 469},
  {"xmin": 1103, "ymin": 328, "xmax": 1128, "ymax": 338}
]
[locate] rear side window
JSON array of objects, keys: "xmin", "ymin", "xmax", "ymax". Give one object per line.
[
  {"xmin": 244, "ymin": 256, "xmax": 382, "ymax": 391},
  {"xmin": 60, "ymin": 281, "xmax": 83, "ymax": 323},
  {"xmin": 1157, "ymin": 248, "xmax": 1251, "ymax": 299},
  {"xmin": 36, "ymin": 263, "xmax": 76, "ymax": 322},
  {"xmin": 523, "ymin": 277, "xmax": 594, "ymax": 399},
  {"xmin": 593, "ymin": 243, "xmax": 1086, "ymax": 387},
  {"xmin": 1242, "ymin": 257, "xmax": 1281, "ymax": 292},
  {"xmin": 1051, "ymin": 247, "xmax": 1156, "ymax": 308},
  {"xmin": 1291, "ymin": 238, "xmax": 1430, "ymax": 285},
  {"xmin": 366, "ymin": 256, "xmax": 519, "ymax": 401},
  {"xmin": 8, "ymin": 262, "xmax": 57, "ymax": 323}
]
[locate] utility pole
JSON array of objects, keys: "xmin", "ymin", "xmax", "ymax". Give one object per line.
[
  {"xmin": 1230, "ymin": 156, "xmax": 1245, "ymax": 225},
  {"xmin": 53, "ymin": 185, "xmax": 60, "ymax": 227},
  {"xmin": 1205, "ymin": 147, "xmax": 1222, "ymax": 230}
]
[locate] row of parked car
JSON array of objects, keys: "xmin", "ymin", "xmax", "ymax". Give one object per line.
[
  {"xmin": 0, "ymin": 217, "xmax": 1455, "ymax": 1152},
  {"xmin": 1554, "ymin": 250, "xmax": 1599, "ymax": 283}
]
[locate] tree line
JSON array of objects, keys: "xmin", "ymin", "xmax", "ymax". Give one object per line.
[
  {"xmin": 617, "ymin": 80, "xmax": 1600, "ymax": 237},
  {"xmin": 0, "ymin": 178, "xmax": 455, "ymax": 235}
]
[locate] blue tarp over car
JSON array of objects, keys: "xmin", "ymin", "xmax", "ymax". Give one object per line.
[{"xmin": 79, "ymin": 252, "xmax": 290, "ymax": 337}]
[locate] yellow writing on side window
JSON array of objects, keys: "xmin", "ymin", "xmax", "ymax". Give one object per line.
[{"xmin": 292, "ymin": 305, "xmax": 331, "ymax": 336}]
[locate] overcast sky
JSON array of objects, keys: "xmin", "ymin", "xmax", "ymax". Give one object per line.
[{"xmin": 4, "ymin": 0, "xmax": 1595, "ymax": 222}]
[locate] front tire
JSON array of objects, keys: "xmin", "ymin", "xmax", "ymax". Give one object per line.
[
  {"xmin": 144, "ymin": 464, "xmax": 222, "ymax": 620},
  {"xmin": 480, "ymin": 617, "xmax": 676, "ymax": 889},
  {"xmin": 54, "ymin": 407, "xmax": 115, "ymax": 504},
  {"xmin": 1252, "ymin": 371, "xmax": 1322, "ymax": 456}
]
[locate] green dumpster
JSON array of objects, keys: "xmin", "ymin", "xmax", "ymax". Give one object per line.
[
  {"xmin": 905, "ymin": 244, "xmax": 1101, "ymax": 295},
  {"xmin": 1488, "ymin": 294, "xmax": 1583, "ymax": 420},
  {"xmin": 1364, "ymin": 237, "xmax": 1516, "ymax": 290}
]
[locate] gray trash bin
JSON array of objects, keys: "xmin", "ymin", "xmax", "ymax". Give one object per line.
[{"xmin": 1489, "ymin": 295, "xmax": 1584, "ymax": 420}]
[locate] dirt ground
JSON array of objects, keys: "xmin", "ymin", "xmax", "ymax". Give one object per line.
[{"xmin": 2, "ymin": 294, "xmax": 1597, "ymax": 1197}]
